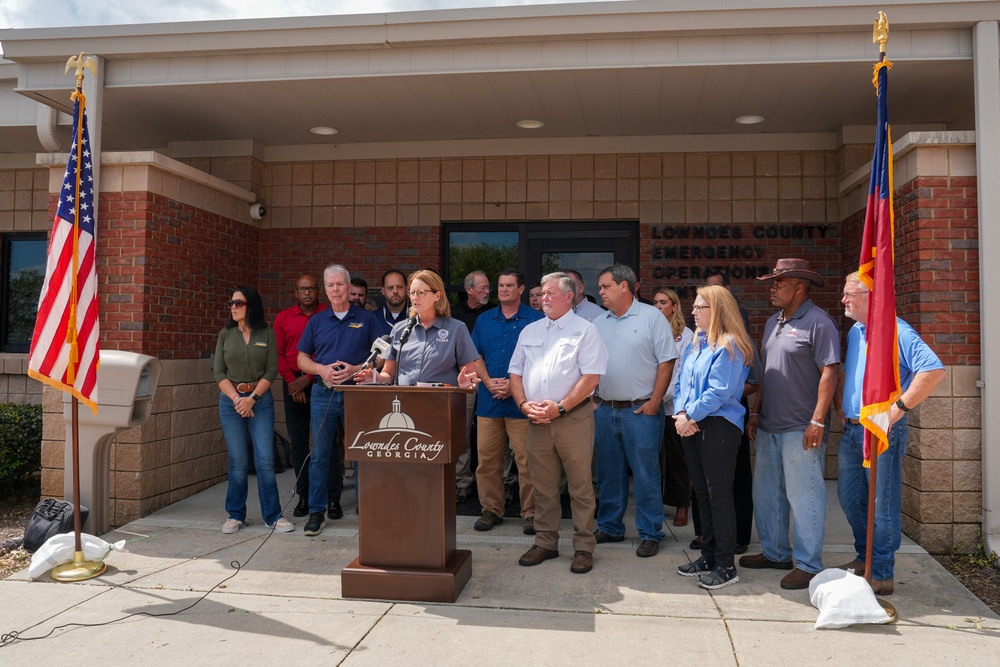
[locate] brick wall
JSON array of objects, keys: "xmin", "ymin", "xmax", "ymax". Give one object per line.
[{"xmin": 96, "ymin": 191, "xmax": 260, "ymax": 358}]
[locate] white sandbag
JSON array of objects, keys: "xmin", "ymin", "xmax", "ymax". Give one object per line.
[
  {"xmin": 809, "ymin": 568, "xmax": 891, "ymax": 629},
  {"xmin": 28, "ymin": 532, "xmax": 129, "ymax": 580}
]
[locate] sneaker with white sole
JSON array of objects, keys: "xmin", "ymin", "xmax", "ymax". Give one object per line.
[
  {"xmin": 698, "ymin": 565, "xmax": 739, "ymax": 590},
  {"xmin": 267, "ymin": 517, "xmax": 295, "ymax": 533},
  {"xmin": 222, "ymin": 518, "xmax": 245, "ymax": 534}
]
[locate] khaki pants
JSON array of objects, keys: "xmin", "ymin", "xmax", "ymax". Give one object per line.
[
  {"xmin": 476, "ymin": 417, "xmax": 533, "ymax": 519},
  {"xmin": 526, "ymin": 407, "xmax": 597, "ymax": 553}
]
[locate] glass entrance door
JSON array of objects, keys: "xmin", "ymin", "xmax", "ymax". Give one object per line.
[{"xmin": 525, "ymin": 223, "xmax": 636, "ymax": 303}]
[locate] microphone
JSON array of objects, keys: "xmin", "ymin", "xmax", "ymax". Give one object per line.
[
  {"xmin": 398, "ymin": 316, "xmax": 418, "ymax": 346},
  {"xmin": 359, "ymin": 335, "xmax": 392, "ymax": 370},
  {"xmin": 394, "ymin": 316, "xmax": 418, "ymax": 386}
]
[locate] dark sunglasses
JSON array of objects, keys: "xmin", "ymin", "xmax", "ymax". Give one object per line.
[{"xmin": 227, "ymin": 300, "xmax": 247, "ymax": 308}]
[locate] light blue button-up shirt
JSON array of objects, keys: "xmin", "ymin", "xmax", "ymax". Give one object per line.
[{"xmin": 674, "ymin": 331, "xmax": 750, "ymax": 431}]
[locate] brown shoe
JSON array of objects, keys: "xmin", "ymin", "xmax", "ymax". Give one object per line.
[
  {"xmin": 780, "ymin": 567, "xmax": 817, "ymax": 590},
  {"xmin": 570, "ymin": 550, "xmax": 593, "ymax": 573},
  {"xmin": 870, "ymin": 578, "xmax": 894, "ymax": 596},
  {"xmin": 836, "ymin": 559, "xmax": 865, "ymax": 573},
  {"xmin": 739, "ymin": 552, "xmax": 794, "ymax": 570},
  {"xmin": 673, "ymin": 506, "xmax": 689, "ymax": 527},
  {"xmin": 522, "ymin": 517, "xmax": 536, "ymax": 535},
  {"xmin": 518, "ymin": 545, "xmax": 559, "ymax": 567}
]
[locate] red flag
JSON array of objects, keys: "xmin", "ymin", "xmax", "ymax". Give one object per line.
[
  {"xmin": 27, "ymin": 90, "xmax": 100, "ymax": 414},
  {"xmin": 857, "ymin": 59, "xmax": 902, "ymax": 465}
]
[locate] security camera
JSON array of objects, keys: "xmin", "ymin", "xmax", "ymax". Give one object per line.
[{"xmin": 250, "ymin": 203, "xmax": 266, "ymax": 220}]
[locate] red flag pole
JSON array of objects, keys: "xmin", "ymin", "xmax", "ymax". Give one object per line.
[{"xmin": 864, "ymin": 17, "xmax": 889, "ymax": 590}]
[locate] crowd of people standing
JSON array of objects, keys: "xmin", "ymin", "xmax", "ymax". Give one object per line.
[{"xmin": 213, "ymin": 256, "xmax": 944, "ymax": 596}]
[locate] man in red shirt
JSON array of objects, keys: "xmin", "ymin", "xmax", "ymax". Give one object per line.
[{"xmin": 274, "ymin": 274, "xmax": 328, "ymax": 517}]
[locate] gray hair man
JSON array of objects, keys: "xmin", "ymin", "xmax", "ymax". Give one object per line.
[{"xmin": 509, "ymin": 272, "xmax": 608, "ymax": 574}]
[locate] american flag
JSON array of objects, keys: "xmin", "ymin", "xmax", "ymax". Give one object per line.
[
  {"xmin": 27, "ymin": 93, "xmax": 100, "ymax": 414},
  {"xmin": 857, "ymin": 58, "xmax": 901, "ymax": 465}
]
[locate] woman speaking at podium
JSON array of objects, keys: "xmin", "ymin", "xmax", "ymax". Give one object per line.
[{"xmin": 356, "ymin": 269, "xmax": 480, "ymax": 386}]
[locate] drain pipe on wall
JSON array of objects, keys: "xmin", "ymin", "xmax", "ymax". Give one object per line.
[{"xmin": 973, "ymin": 21, "xmax": 1000, "ymax": 564}]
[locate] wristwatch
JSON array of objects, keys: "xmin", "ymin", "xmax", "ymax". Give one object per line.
[
  {"xmin": 557, "ymin": 402, "xmax": 567, "ymax": 416},
  {"xmin": 250, "ymin": 393, "xmax": 260, "ymax": 402},
  {"xmin": 895, "ymin": 397, "xmax": 909, "ymax": 412}
]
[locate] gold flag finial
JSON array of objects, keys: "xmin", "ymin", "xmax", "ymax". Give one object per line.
[
  {"xmin": 873, "ymin": 12, "xmax": 889, "ymax": 54},
  {"xmin": 65, "ymin": 52, "xmax": 97, "ymax": 90}
]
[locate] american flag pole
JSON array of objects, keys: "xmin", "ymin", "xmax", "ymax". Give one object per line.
[{"xmin": 53, "ymin": 54, "xmax": 104, "ymax": 581}]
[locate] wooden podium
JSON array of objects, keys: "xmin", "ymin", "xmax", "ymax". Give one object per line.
[{"xmin": 340, "ymin": 384, "xmax": 473, "ymax": 603}]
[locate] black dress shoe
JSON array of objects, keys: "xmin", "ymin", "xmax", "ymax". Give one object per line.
[
  {"xmin": 636, "ymin": 539, "xmax": 660, "ymax": 558},
  {"xmin": 327, "ymin": 501, "xmax": 343, "ymax": 520},
  {"xmin": 293, "ymin": 496, "xmax": 309, "ymax": 518},
  {"xmin": 689, "ymin": 536, "xmax": 704, "ymax": 550},
  {"xmin": 734, "ymin": 544, "xmax": 749, "ymax": 555},
  {"xmin": 594, "ymin": 529, "xmax": 625, "ymax": 544}
]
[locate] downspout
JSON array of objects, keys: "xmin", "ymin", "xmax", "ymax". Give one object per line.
[
  {"xmin": 36, "ymin": 103, "xmax": 65, "ymax": 152},
  {"xmin": 973, "ymin": 21, "xmax": 1000, "ymax": 563}
]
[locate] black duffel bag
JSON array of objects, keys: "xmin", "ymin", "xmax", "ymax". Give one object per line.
[{"xmin": 23, "ymin": 499, "xmax": 89, "ymax": 553}]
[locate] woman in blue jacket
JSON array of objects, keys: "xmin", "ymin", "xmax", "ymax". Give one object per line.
[{"xmin": 674, "ymin": 285, "xmax": 753, "ymax": 590}]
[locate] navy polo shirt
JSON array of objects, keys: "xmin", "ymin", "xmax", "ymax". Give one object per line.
[
  {"xmin": 471, "ymin": 303, "xmax": 544, "ymax": 418},
  {"xmin": 297, "ymin": 303, "xmax": 380, "ymax": 368}
]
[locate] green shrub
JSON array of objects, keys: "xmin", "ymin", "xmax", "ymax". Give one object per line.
[{"xmin": 0, "ymin": 403, "xmax": 42, "ymax": 488}]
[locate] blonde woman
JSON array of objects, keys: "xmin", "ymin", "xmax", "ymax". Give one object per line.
[
  {"xmin": 359, "ymin": 269, "xmax": 479, "ymax": 386},
  {"xmin": 674, "ymin": 285, "xmax": 753, "ymax": 590},
  {"xmin": 653, "ymin": 288, "xmax": 694, "ymax": 528}
]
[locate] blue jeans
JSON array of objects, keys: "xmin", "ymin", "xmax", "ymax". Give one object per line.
[
  {"xmin": 594, "ymin": 404, "xmax": 665, "ymax": 541},
  {"xmin": 752, "ymin": 428, "xmax": 826, "ymax": 573},
  {"xmin": 220, "ymin": 391, "xmax": 282, "ymax": 525},
  {"xmin": 838, "ymin": 419, "xmax": 908, "ymax": 580},
  {"xmin": 308, "ymin": 383, "xmax": 345, "ymax": 513}
]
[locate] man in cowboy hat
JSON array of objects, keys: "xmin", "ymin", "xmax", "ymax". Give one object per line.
[{"xmin": 742, "ymin": 258, "xmax": 840, "ymax": 591}]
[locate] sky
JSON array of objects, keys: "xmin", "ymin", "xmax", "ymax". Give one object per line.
[{"xmin": 0, "ymin": 0, "xmax": 606, "ymax": 30}]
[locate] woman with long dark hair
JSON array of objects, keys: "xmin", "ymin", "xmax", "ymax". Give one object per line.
[
  {"xmin": 674, "ymin": 285, "xmax": 752, "ymax": 589},
  {"xmin": 214, "ymin": 285, "xmax": 292, "ymax": 534}
]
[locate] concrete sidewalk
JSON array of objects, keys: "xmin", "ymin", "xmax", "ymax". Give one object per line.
[{"xmin": 2, "ymin": 475, "xmax": 997, "ymax": 665}]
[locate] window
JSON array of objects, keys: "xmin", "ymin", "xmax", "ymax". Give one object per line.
[
  {"xmin": 445, "ymin": 226, "xmax": 519, "ymax": 305},
  {"xmin": 2, "ymin": 233, "xmax": 47, "ymax": 352}
]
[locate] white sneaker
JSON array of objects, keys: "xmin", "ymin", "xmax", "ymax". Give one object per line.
[
  {"xmin": 222, "ymin": 518, "xmax": 245, "ymax": 534},
  {"xmin": 267, "ymin": 517, "xmax": 294, "ymax": 533}
]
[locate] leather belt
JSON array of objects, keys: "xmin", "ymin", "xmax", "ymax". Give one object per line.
[
  {"xmin": 846, "ymin": 418, "xmax": 861, "ymax": 424},
  {"xmin": 594, "ymin": 396, "xmax": 650, "ymax": 409},
  {"xmin": 235, "ymin": 381, "xmax": 258, "ymax": 394}
]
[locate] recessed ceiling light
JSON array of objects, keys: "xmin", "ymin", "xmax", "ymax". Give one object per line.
[
  {"xmin": 310, "ymin": 126, "xmax": 338, "ymax": 135},
  {"xmin": 516, "ymin": 120, "xmax": 545, "ymax": 129},
  {"xmin": 735, "ymin": 115, "xmax": 765, "ymax": 125}
]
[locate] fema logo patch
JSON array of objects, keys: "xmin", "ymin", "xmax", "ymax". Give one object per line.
[{"xmin": 437, "ymin": 328, "xmax": 450, "ymax": 341}]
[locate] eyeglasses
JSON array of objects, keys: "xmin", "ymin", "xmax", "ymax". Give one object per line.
[
  {"xmin": 842, "ymin": 291, "xmax": 866, "ymax": 299},
  {"xmin": 296, "ymin": 286, "xmax": 317, "ymax": 292},
  {"xmin": 473, "ymin": 285, "xmax": 491, "ymax": 292},
  {"xmin": 227, "ymin": 300, "xmax": 247, "ymax": 308},
  {"xmin": 409, "ymin": 289, "xmax": 435, "ymax": 299},
  {"xmin": 691, "ymin": 305, "xmax": 711, "ymax": 312}
]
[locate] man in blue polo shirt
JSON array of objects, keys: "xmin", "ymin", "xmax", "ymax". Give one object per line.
[
  {"xmin": 470, "ymin": 269, "xmax": 543, "ymax": 534},
  {"xmin": 592, "ymin": 264, "xmax": 676, "ymax": 558},
  {"xmin": 837, "ymin": 271, "xmax": 944, "ymax": 595},
  {"xmin": 297, "ymin": 263, "xmax": 379, "ymax": 536}
]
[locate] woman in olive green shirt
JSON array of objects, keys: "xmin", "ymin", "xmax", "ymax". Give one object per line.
[{"xmin": 213, "ymin": 285, "xmax": 292, "ymax": 534}]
